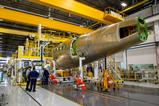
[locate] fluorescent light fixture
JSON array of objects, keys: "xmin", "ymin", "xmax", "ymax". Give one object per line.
[{"xmin": 121, "ymin": 2, "xmax": 127, "ymax": 7}]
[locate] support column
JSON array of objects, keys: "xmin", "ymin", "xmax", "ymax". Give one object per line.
[
  {"xmin": 123, "ymin": 50, "xmax": 128, "ymax": 70},
  {"xmin": 154, "ymin": 22, "xmax": 159, "ymax": 67},
  {"xmin": 79, "ymin": 57, "xmax": 85, "ymax": 79},
  {"xmin": 104, "ymin": 58, "xmax": 107, "ymax": 69},
  {"xmin": 53, "ymin": 60, "xmax": 56, "ymax": 75},
  {"xmin": 38, "ymin": 24, "xmax": 49, "ymax": 62},
  {"xmin": 94, "ymin": 61, "xmax": 98, "ymax": 79},
  {"xmin": 153, "ymin": 5, "xmax": 159, "ymax": 68},
  {"xmin": 39, "ymin": 41, "xmax": 49, "ymax": 62},
  {"xmin": 38, "ymin": 24, "xmax": 42, "ymax": 50},
  {"xmin": 40, "ymin": 46, "xmax": 44, "ymax": 62}
]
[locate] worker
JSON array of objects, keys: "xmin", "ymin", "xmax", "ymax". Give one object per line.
[
  {"xmin": 97, "ymin": 69, "xmax": 103, "ymax": 91},
  {"xmin": 98, "ymin": 70, "xmax": 103, "ymax": 82},
  {"xmin": 88, "ymin": 71, "xmax": 93, "ymax": 79},
  {"xmin": 83, "ymin": 70, "xmax": 87, "ymax": 80},
  {"xmin": 103, "ymin": 69, "xmax": 108, "ymax": 92},
  {"xmin": 86, "ymin": 64, "xmax": 94, "ymax": 75},
  {"xmin": 49, "ymin": 73, "xmax": 58, "ymax": 84},
  {"xmin": 75, "ymin": 75, "xmax": 82, "ymax": 85},
  {"xmin": 74, "ymin": 75, "xmax": 86, "ymax": 91},
  {"xmin": 28, "ymin": 66, "xmax": 39, "ymax": 92},
  {"xmin": 25, "ymin": 66, "xmax": 31, "ymax": 91},
  {"xmin": 22, "ymin": 68, "xmax": 27, "ymax": 81},
  {"xmin": 42, "ymin": 68, "xmax": 49, "ymax": 85}
]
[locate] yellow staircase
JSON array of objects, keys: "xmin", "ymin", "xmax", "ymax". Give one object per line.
[{"xmin": 107, "ymin": 56, "xmax": 123, "ymax": 89}]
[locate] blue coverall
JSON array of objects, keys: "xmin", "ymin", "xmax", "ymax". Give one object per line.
[
  {"xmin": 42, "ymin": 70, "xmax": 49, "ymax": 85},
  {"xmin": 28, "ymin": 70, "xmax": 39, "ymax": 92}
]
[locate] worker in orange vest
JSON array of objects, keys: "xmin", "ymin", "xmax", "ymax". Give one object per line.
[
  {"xmin": 103, "ymin": 69, "xmax": 108, "ymax": 92},
  {"xmin": 49, "ymin": 73, "xmax": 58, "ymax": 84},
  {"xmin": 75, "ymin": 75, "xmax": 82, "ymax": 85}
]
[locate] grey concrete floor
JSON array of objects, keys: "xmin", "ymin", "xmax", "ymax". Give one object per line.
[
  {"xmin": 0, "ymin": 75, "xmax": 80, "ymax": 106},
  {"xmin": 43, "ymin": 83, "xmax": 159, "ymax": 106},
  {"xmin": 1, "ymin": 74, "xmax": 159, "ymax": 106}
]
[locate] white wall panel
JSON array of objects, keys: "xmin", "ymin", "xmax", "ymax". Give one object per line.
[
  {"xmin": 115, "ymin": 52, "xmax": 123, "ymax": 62},
  {"xmin": 115, "ymin": 31, "xmax": 155, "ymax": 63},
  {"xmin": 127, "ymin": 46, "xmax": 157, "ymax": 65},
  {"xmin": 144, "ymin": 31, "xmax": 155, "ymax": 43}
]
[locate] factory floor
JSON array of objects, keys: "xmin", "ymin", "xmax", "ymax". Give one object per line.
[
  {"xmin": 0, "ymin": 77, "xmax": 80, "ymax": 106},
  {"xmin": 43, "ymin": 83, "xmax": 159, "ymax": 106},
  {"xmin": 1, "ymin": 77, "xmax": 159, "ymax": 106}
]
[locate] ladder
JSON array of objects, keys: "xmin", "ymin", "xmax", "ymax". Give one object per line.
[{"xmin": 107, "ymin": 56, "xmax": 123, "ymax": 88}]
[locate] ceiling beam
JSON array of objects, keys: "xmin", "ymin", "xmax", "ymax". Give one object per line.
[
  {"xmin": 0, "ymin": 27, "xmax": 34, "ymax": 37},
  {"xmin": 0, "ymin": 27, "xmax": 69, "ymax": 43},
  {"xmin": 28, "ymin": 0, "xmax": 114, "ymax": 24},
  {"xmin": 119, "ymin": 0, "xmax": 149, "ymax": 13},
  {"xmin": 0, "ymin": 8, "xmax": 93, "ymax": 34}
]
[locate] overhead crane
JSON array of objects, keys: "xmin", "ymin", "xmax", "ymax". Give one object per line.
[
  {"xmin": 0, "ymin": 8, "xmax": 93, "ymax": 34},
  {"xmin": 28, "ymin": 0, "xmax": 124, "ymax": 24},
  {"xmin": 0, "ymin": 27, "xmax": 33, "ymax": 37}
]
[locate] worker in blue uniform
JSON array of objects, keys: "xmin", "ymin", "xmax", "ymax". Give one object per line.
[
  {"xmin": 28, "ymin": 66, "xmax": 39, "ymax": 92},
  {"xmin": 86, "ymin": 64, "xmax": 94, "ymax": 75},
  {"xmin": 25, "ymin": 66, "xmax": 31, "ymax": 91},
  {"xmin": 42, "ymin": 68, "xmax": 49, "ymax": 85}
]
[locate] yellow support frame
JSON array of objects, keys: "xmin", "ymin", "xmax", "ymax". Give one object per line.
[
  {"xmin": 0, "ymin": 27, "xmax": 69, "ymax": 43},
  {"xmin": 18, "ymin": 55, "xmax": 53, "ymax": 60},
  {"xmin": 0, "ymin": 27, "xmax": 34, "ymax": 36},
  {"xmin": 28, "ymin": 0, "xmax": 114, "ymax": 24},
  {"xmin": 0, "ymin": 8, "xmax": 92, "ymax": 34},
  {"xmin": 38, "ymin": 35, "xmax": 69, "ymax": 43}
]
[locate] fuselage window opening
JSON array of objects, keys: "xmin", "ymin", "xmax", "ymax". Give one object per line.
[{"xmin": 120, "ymin": 26, "xmax": 135, "ymax": 39}]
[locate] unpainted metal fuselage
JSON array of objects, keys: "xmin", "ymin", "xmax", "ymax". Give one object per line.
[{"xmin": 53, "ymin": 17, "xmax": 148, "ymax": 69}]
